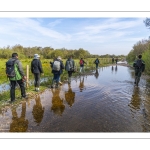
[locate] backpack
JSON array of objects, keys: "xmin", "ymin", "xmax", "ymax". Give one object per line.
[
  {"xmin": 6, "ymin": 59, "xmax": 17, "ymax": 78},
  {"xmin": 136, "ymin": 59, "xmax": 142, "ymax": 68},
  {"xmin": 52, "ymin": 60, "xmax": 60, "ymax": 71},
  {"xmin": 80, "ymin": 60, "xmax": 83, "ymax": 65},
  {"xmin": 68, "ymin": 60, "xmax": 74, "ymax": 70},
  {"xmin": 95, "ymin": 59, "xmax": 99, "ymax": 64}
]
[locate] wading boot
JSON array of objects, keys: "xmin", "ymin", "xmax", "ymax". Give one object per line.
[
  {"xmin": 134, "ymin": 76, "xmax": 138, "ymax": 86},
  {"xmin": 59, "ymin": 81, "xmax": 63, "ymax": 85},
  {"xmin": 68, "ymin": 77, "xmax": 71, "ymax": 84},
  {"xmin": 55, "ymin": 82, "xmax": 59, "ymax": 88},
  {"xmin": 136, "ymin": 77, "xmax": 140, "ymax": 87},
  {"xmin": 51, "ymin": 80, "xmax": 55, "ymax": 88}
]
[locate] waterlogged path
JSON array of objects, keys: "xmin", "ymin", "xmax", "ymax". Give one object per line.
[{"xmin": 0, "ymin": 65, "xmax": 150, "ymax": 132}]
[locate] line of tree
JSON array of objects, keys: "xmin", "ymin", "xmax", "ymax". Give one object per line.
[
  {"xmin": 0, "ymin": 45, "xmax": 125, "ymax": 59},
  {"xmin": 126, "ymin": 18, "xmax": 150, "ymax": 75}
]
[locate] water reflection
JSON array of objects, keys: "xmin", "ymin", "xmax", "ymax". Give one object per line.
[
  {"xmin": 9, "ymin": 102, "xmax": 28, "ymax": 132},
  {"xmin": 65, "ymin": 84, "xmax": 75, "ymax": 107},
  {"xmin": 111, "ymin": 66, "xmax": 114, "ymax": 73},
  {"xmin": 0, "ymin": 65, "xmax": 150, "ymax": 132},
  {"xmin": 115, "ymin": 65, "xmax": 118, "ymax": 73},
  {"xmin": 94, "ymin": 69, "xmax": 99, "ymax": 79},
  {"xmin": 51, "ymin": 89, "xmax": 65, "ymax": 116},
  {"xmin": 79, "ymin": 76, "xmax": 85, "ymax": 92},
  {"xmin": 32, "ymin": 96, "xmax": 44, "ymax": 125},
  {"xmin": 129, "ymin": 87, "xmax": 141, "ymax": 110}
]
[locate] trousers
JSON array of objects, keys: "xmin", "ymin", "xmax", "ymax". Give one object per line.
[
  {"xmin": 10, "ymin": 79, "xmax": 26, "ymax": 101},
  {"xmin": 34, "ymin": 73, "xmax": 40, "ymax": 87}
]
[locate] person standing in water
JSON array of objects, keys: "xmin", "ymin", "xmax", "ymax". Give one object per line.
[
  {"xmin": 94, "ymin": 58, "xmax": 100, "ymax": 69},
  {"xmin": 31, "ymin": 54, "xmax": 44, "ymax": 92},
  {"xmin": 65, "ymin": 55, "xmax": 75, "ymax": 84},
  {"xmin": 133, "ymin": 54, "xmax": 145, "ymax": 87}
]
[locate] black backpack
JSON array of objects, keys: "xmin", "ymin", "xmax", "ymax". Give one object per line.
[
  {"xmin": 6, "ymin": 60, "xmax": 17, "ymax": 77},
  {"xmin": 95, "ymin": 59, "xmax": 99, "ymax": 64},
  {"xmin": 136, "ymin": 59, "xmax": 142, "ymax": 68}
]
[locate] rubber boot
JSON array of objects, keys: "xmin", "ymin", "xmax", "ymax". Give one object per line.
[
  {"xmin": 136, "ymin": 77, "xmax": 140, "ymax": 86},
  {"xmin": 68, "ymin": 77, "xmax": 71, "ymax": 84},
  {"xmin": 134, "ymin": 76, "xmax": 138, "ymax": 85},
  {"xmin": 51, "ymin": 80, "xmax": 55, "ymax": 88},
  {"xmin": 55, "ymin": 81, "xmax": 59, "ymax": 88}
]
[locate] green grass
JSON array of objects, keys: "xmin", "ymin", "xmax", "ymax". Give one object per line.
[{"xmin": 0, "ymin": 58, "xmax": 112, "ymax": 104}]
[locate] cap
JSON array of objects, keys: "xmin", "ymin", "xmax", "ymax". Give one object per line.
[
  {"xmin": 34, "ymin": 54, "xmax": 40, "ymax": 59},
  {"xmin": 57, "ymin": 56, "xmax": 62, "ymax": 60}
]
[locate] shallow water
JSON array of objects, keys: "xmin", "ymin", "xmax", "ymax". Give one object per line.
[{"xmin": 0, "ymin": 65, "xmax": 150, "ymax": 132}]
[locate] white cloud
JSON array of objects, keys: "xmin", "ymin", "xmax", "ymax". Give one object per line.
[{"xmin": 0, "ymin": 18, "xmax": 148, "ymax": 55}]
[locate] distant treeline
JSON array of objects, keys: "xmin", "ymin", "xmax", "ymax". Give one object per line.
[
  {"xmin": 0, "ymin": 44, "xmax": 125, "ymax": 59},
  {"xmin": 126, "ymin": 38, "xmax": 150, "ymax": 75}
]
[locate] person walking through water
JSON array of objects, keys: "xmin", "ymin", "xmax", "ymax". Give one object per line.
[
  {"xmin": 94, "ymin": 58, "xmax": 100, "ymax": 69},
  {"xmin": 133, "ymin": 54, "xmax": 145, "ymax": 87},
  {"xmin": 79, "ymin": 58, "xmax": 86, "ymax": 73},
  {"xmin": 65, "ymin": 55, "xmax": 75, "ymax": 84},
  {"xmin": 51, "ymin": 56, "xmax": 64, "ymax": 88},
  {"xmin": 6, "ymin": 53, "xmax": 27, "ymax": 102},
  {"xmin": 112, "ymin": 57, "xmax": 115, "ymax": 64},
  {"xmin": 115, "ymin": 57, "xmax": 118, "ymax": 65},
  {"xmin": 31, "ymin": 54, "xmax": 44, "ymax": 92}
]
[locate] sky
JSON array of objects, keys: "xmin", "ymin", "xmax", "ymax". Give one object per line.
[{"xmin": 0, "ymin": 17, "xmax": 149, "ymax": 55}]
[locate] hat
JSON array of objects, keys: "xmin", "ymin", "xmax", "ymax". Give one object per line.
[
  {"xmin": 57, "ymin": 56, "xmax": 61, "ymax": 60},
  {"xmin": 34, "ymin": 54, "xmax": 40, "ymax": 59}
]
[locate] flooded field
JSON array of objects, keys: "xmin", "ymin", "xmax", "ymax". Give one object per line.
[{"xmin": 0, "ymin": 65, "xmax": 150, "ymax": 132}]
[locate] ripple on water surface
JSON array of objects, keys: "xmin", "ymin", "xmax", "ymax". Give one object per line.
[{"xmin": 0, "ymin": 66, "xmax": 150, "ymax": 132}]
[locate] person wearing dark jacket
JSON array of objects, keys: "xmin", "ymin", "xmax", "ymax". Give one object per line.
[
  {"xmin": 31, "ymin": 54, "xmax": 44, "ymax": 91},
  {"xmin": 94, "ymin": 58, "xmax": 100, "ymax": 69},
  {"xmin": 51, "ymin": 56, "xmax": 64, "ymax": 88},
  {"xmin": 6, "ymin": 53, "xmax": 27, "ymax": 102},
  {"xmin": 65, "ymin": 56, "xmax": 75, "ymax": 84},
  {"xmin": 133, "ymin": 54, "xmax": 145, "ymax": 86}
]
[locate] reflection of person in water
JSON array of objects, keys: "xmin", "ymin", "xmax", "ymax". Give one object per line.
[
  {"xmin": 94, "ymin": 69, "xmax": 99, "ymax": 79},
  {"xmin": 79, "ymin": 77, "xmax": 85, "ymax": 92},
  {"xmin": 115, "ymin": 65, "xmax": 117, "ymax": 73},
  {"xmin": 51, "ymin": 89, "xmax": 65, "ymax": 115},
  {"xmin": 130, "ymin": 87, "xmax": 141, "ymax": 110},
  {"xmin": 111, "ymin": 66, "xmax": 114, "ymax": 73},
  {"xmin": 65, "ymin": 84, "xmax": 75, "ymax": 107},
  {"xmin": 32, "ymin": 96, "xmax": 44, "ymax": 125},
  {"xmin": 9, "ymin": 102, "xmax": 28, "ymax": 132}
]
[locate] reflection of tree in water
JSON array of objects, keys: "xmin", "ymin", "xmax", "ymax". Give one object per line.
[
  {"xmin": 51, "ymin": 89, "xmax": 65, "ymax": 116},
  {"xmin": 94, "ymin": 69, "xmax": 99, "ymax": 79},
  {"xmin": 9, "ymin": 102, "xmax": 28, "ymax": 132},
  {"xmin": 130, "ymin": 87, "xmax": 141, "ymax": 110},
  {"xmin": 65, "ymin": 84, "xmax": 75, "ymax": 107},
  {"xmin": 32, "ymin": 96, "xmax": 45, "ymax": 125},
  {"xmin": 79, "ymin": 77, "xmax": 85, "ymax": 92}
]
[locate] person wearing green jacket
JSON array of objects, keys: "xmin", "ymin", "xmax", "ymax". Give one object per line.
[{"xmin": 6, "ymin": 53, "xmax": 27, "ymax": 102}]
